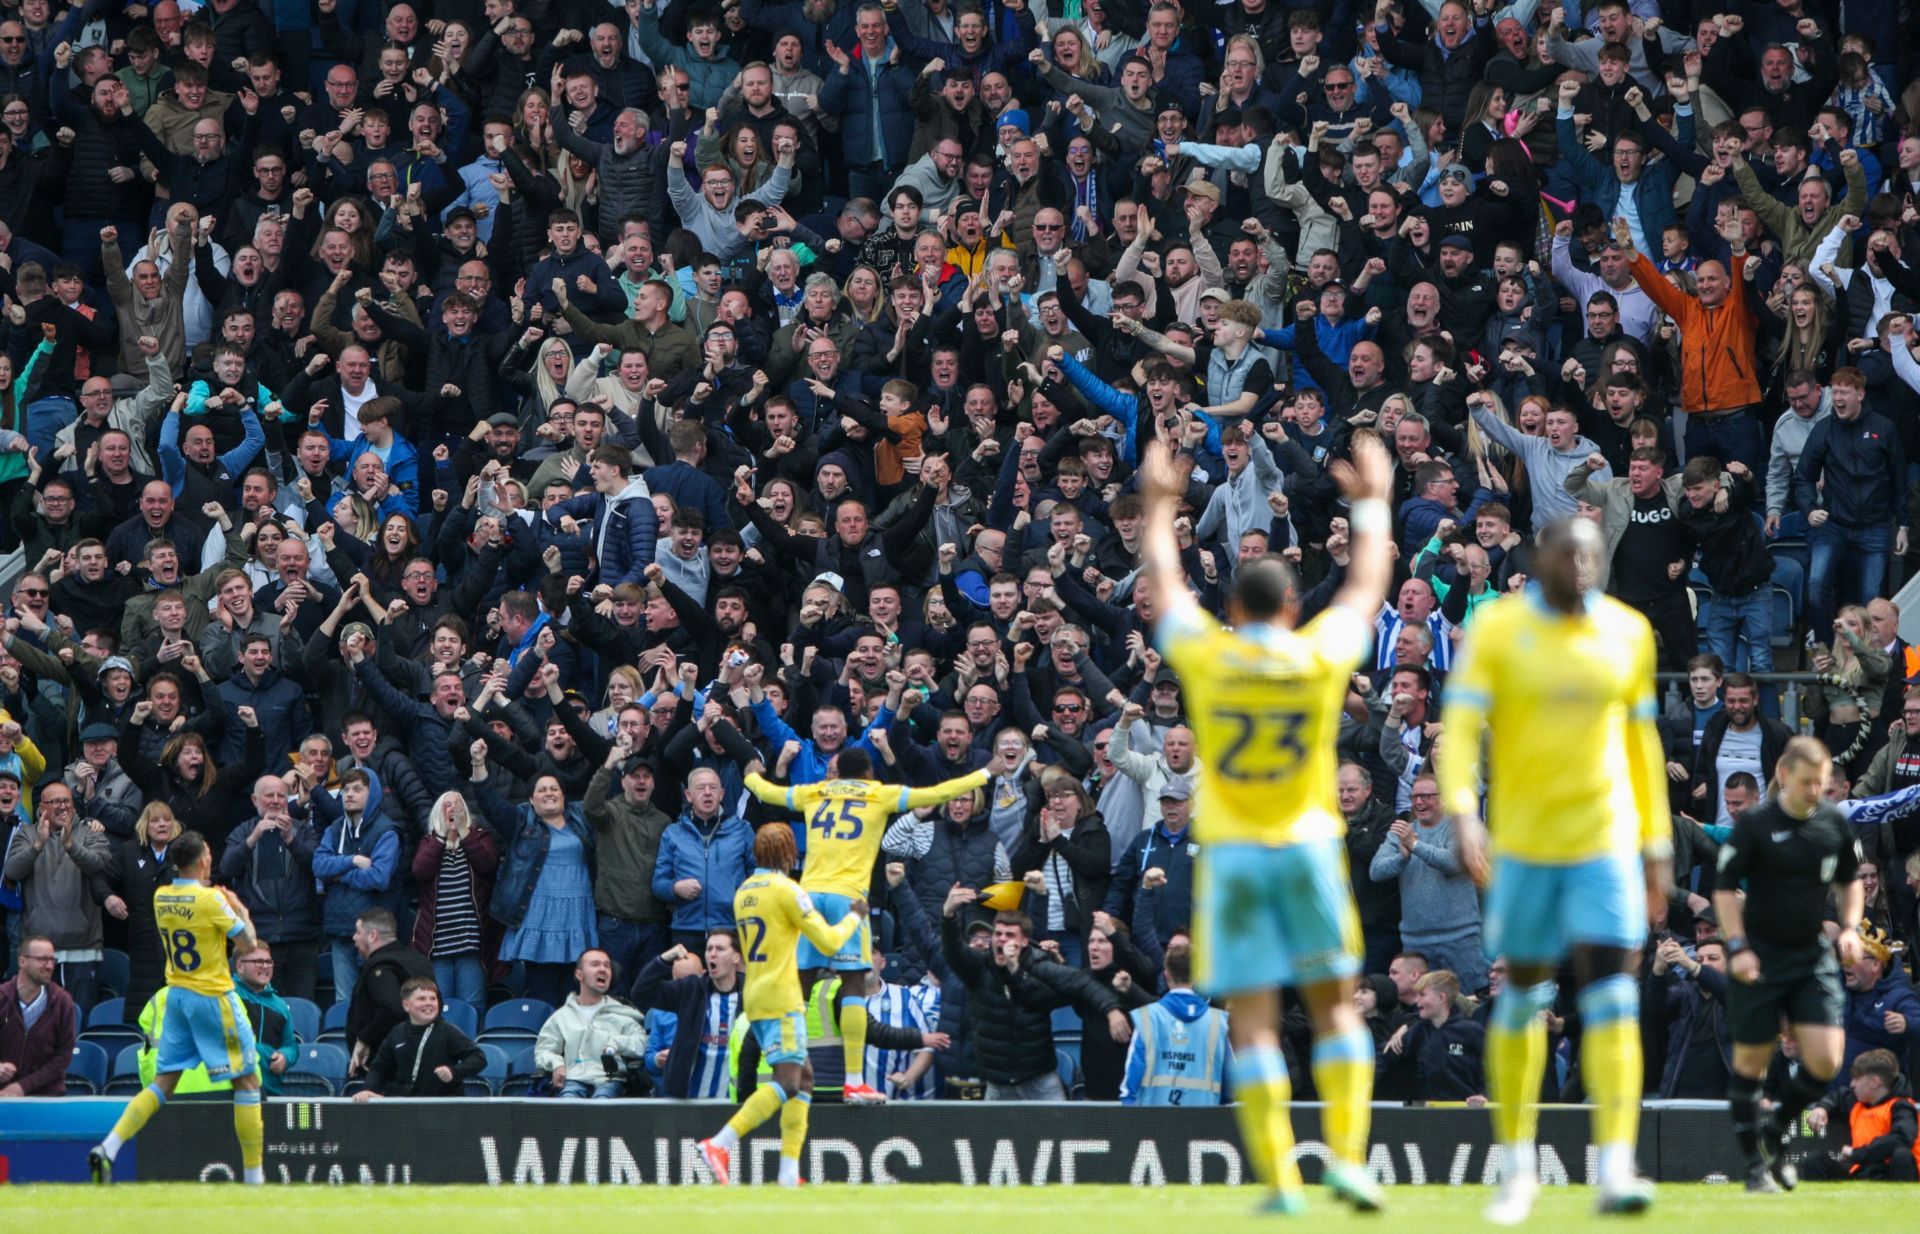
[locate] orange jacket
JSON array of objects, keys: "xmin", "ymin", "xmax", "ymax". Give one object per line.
[
  {"xmin": 1847, "ymin": 1091, "xmax": 1920, "ymax": 1175},
  {"xmin": 1629, "ymin": 252, "xmax": 1762, "ymax": 414}
]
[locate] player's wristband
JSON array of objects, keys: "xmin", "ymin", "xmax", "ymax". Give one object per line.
[
  {"xmin": 1724, "ymin": 937, "xmax": 1748, "ymax": 956},
  {"xmin": 1349, "ymin": 499, "xmax": 1390, "ymax": 536}
]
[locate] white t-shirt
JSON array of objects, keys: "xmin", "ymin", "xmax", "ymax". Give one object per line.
[{"xmin": 1714, "ymin": 725, "xmax": 1764, "ymax": 827}]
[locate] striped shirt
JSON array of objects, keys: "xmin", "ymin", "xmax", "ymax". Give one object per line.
[
  {"xmin": 430, "ymin": 844, "xmax": 482, "ymax": 958},
  {"xmin": 1374, "ymin": 601, "xmax": 1454, "ymax": 674},
  {"xmin": 865, "ymin": 981, "xmax": 939, "ymax": 1101},
  {"xmin": 687, "ymin": 989, "xmax": 738, "ymax": 1100}
]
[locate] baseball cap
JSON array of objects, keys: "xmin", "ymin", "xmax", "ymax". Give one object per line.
[
  {"xmin": 1198, "ymin": 287, "xmax": 1231, "ymax": 304},
  {"xmin": 965, "ymin": 918, "xmax": 995, "ymax": 937},
  {"xmin": 812, "ymin": 570, "xmax": 846, "ymax": 594},
  {"xmin": 79, "ymin": 723, "xmax": 119, "ymax": 743},
  {"xmin": 1438, "ymin": 233, "xmax": 1475, "ymax": 250},
  {"xmin": 486, "ymin": 412, "xmax": 519, "ymax": 428},
  {"xmin": 1150, "ymin": 665, "xmax": 1180, "ymax": 687},
  {"xmin": 1182, "ymin": 180, "xmax": 1221, "ymax": 202},
  {"xmin": 0, "ymin": 767, "xmax": 20, "ymax": 785},
  {"xmin": 445, "ymin": 205, "xmax": 479, "ymax": 227},
  {"xmin": 1158, "ymin": 775, "xmax": 1193, "ymax": 802},
  {"xmin": 339, "ymin": 621, "xmax": 375, "ymax": 646}
]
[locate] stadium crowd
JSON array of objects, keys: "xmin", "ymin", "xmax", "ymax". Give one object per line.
[{"xmin": 0, "ymin": 0, "xmax": 1917, "ymax": 1168}]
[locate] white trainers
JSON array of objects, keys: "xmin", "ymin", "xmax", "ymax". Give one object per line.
[{"xmin": 1484, "ymin": 1175, "xmax": 1539, "ymax": 1227}]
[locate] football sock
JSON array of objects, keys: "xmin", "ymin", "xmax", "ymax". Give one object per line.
[
  {"xmin": 721, "ymin": 1080, "xmax": 787, "ymax": 1145},
  {"xmin": 1232, "ymin": 1046, "xmax": 1302, "ymax": 1193},
  {"xmin": 234, "ymin": 1089, "xmax": 264, "ymax": 1183},
  {"xmin": 103, "ymin": 1083, "xmax": 167, "ymax": 1158},
  {"xmin": 779, "ymin": 1089, "xmax": 813, "ymax": 1171},
  {"xmin": 1728, "ymin": 1073, "xmax": 1766, "ymax": 1165},
  {"xmin": 1577, "ymin": 975, "xmax": 1642, "ymax": 1186},
  {"xmin": 1488, "ymin": 979, "xmax": 1557, "ymax": 1167},
  {"xmin": 1310, "ymin": 1027, "xmax": 1375, "ymax": 1166},
  {"xmin": 840, "ymin": 995, "xmax": 869, "ymax": 1088}
]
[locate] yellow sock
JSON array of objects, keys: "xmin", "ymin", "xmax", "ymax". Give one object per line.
[
  {"xmin": 1232, "ymin": 1047, "xmax": 1303, "ymax": 1193},
  {"xmin": 1310, "ymin": 1029, "xmax": 1375, "ymax": 1166},
  {"xmin": 1487, "ymin": 1019, "xmax": 1548, "ymax": 1148},
  {"xmin": 779, "ymin": 1089, "xmax": 812, "ymax": 1162},
  {"xmin": 109, "ymin": 1084, "xmax": 166, "ymax": 1146},
  {"xmin": 233, "ymin": 1091, "xmax": 264, "ymax": 1171},
  {"xmin": 724, "ymin": 1080, "xmax": 788, "ymax": 1139},
  {"xmin": 840, "ymin": 995, "xmax": 869, "ymax": 1087},
  {"xmin": 1578, "ymin": 976, "xmax": 1643, "ymax": 1157}
]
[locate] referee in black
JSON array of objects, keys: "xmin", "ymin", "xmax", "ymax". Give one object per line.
[{"xmin": 1713, "ymin": 736, "xmax": 1867, "ymax": 1193}]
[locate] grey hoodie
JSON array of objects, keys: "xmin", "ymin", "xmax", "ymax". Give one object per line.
[
  {"xmin": 1767, "ymin": 400, "xmax": 1832, "ymax": 518},
  {"xmin": 1470, "ymin": 402, "xmax": 1610, "ymax": 530},
  {"xmin": 3, "ymin": 821, "xmax": 111, "ymax": 951}
]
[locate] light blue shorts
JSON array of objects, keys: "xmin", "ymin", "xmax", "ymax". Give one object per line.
[
  {"xmin": 155, "ymin": 988, "xmax": 258, "ymax": 1081},
  {"xmin": 750, "ymin": 1011, "xmax": 809, "ymax": 1067},
  {"xmin": 795, "ymin": 891, "xmax": 871, "ymax": 971},
  {"xmin": 1194, "ymin": 838, "xmax": 1362, "ymax": 997},
  {"xmin": 1484, "ymin": 851, "xmax": 1647, "ymax": 964}
]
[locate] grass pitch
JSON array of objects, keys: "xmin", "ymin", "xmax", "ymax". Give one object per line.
[{"xmin": 6, "ymin": 1182, "xmax": 1903, "ymax": 1233}]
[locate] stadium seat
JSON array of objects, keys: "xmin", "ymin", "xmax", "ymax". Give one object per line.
[
  {"xmin": 317, "ymin": 1000, "xmax": 351, "ymax": 1043},
  {"xmin": 79, "ymin": 997, "xmax": 144, "ymax": 1059},
  {"xmin": 285, "ymin": 996, "xmax": 323, "ymax": 1044},
  {"xmin": 106, "ymin": 1044, "xmax": 145, "ymax": 1095},
  {"xmin": 1050, "ymin": 1003, "xmax": 1082, "ymax": 1044},
  {"xmin": 285, "ymin": 1042, "xmax": 350, "ymax": 1096},
  {"xmin": 66, "ymin": 1041, "xmax": 109, "ymax": 1094},
  {"xmin": 1054, "ymin": 1047, "xmax": 1078, "ymax": 1101},
  {"xmin": 441, "ymin": 1001, "xmax": 479, "ymax": 1040},
  {"xmin": 98, "ymin": 949, "xmax": 131, "ymax": 1000},
  {"xmin": 468, "ymin": 1044, "xmax": 514, "ymax": 1097},
  {"xmin": 501, "ymin": 1045, "xmax": 545, "ymax": 1096},
  {"xmin": 480, "ymin": 999, "xmax": 553, "ymax": 1043},
  {"xmin": 1770, "ymin": 585, "xmax": 1797, "ymax": 650}
]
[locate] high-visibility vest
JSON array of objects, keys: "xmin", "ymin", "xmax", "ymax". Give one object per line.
[
  {"xmin": 725, "ymin": 977, "xmax": 843, "ymax": 1100},
  {"xmin": 1847, "ymin": 1093, "xmax": 1920, "ymax": 1175},
  {"xmin": 1128, "ymin": 998, "xmax": 1229, "ymax": 1107}
]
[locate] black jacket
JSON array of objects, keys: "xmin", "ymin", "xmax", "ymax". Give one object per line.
[
  {"xmin": 364, "ymin": 1016, "xmax": 487, "ymax": 1097},
  {"xmin": 1794, "ymin": 409, "xmax": 1906, "ymax": 532},
  {"xmin": 1396, "ymin": 1009, "xmax": 1486, "ymax": 1101},
  {"xmin": 218, "ymin": 808, "xmax": 324, "ymax": 945},
  {"xmin": 1344, "ymin": 796, "xmax": 1403, "ymax": 935},
  {"xmin": 628, "ymin": 955, "xmax": 742, "ymax": 1099},
  {"xmin": 1010, "ymin": 810, "xmax": 1112, "ymax": 939},
  {"xmin": 345, "ymin": 939, "xmax": 435, "ymax": 1057},
  {"xmin": 1649, "ymin": 961, "xmax": 1732, "ymax": 1099},
  {"xmin": 940, "ymin": 912, "xmax": 1120, "ymax": 1085},
  {"xmin": 1691, "ymin": 711, "xmax": 1793, "ymax": 822},
  {"xmin": 1678, "ymin": 469, "xmax": 1771, "ymax": 598}
]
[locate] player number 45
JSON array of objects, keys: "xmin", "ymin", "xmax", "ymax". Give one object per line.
[
  {"xmin": 1210, "ymin": 706, "xmax": 1309, "ymax": 780},
  {"xmin": 809, "ymin": 799, "xmax": 863, "ymax": 840}
]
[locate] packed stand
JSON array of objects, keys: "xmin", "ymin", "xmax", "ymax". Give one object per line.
[{"xmin": 0, "ymin": 0, "xmax": 1915, "ymax": 1134}]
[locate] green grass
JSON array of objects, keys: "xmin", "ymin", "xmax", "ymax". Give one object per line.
[{"xmin": 4, "ymin": 1183, "xmax": 1906, "ymax": 1233}]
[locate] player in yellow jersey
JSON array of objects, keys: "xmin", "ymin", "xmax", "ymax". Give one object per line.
[
  {"xmin": 1139, "ymin": 433, "xmax": 1396, "ymax": 1216},
  {"xmin": 1437, "ymin": 517, "xmax": 1673, "ymax": 1223},
  {"xmin": 743, "ymin": 741, "xmax": 988, "ymax": 1105},
  {"xmin": 89, "ymin": 831, "xmax": 265, "ymax": 1185},
  {"xmin": 698, "ymin": 824, "xmax": 866, "ymax": 1186}
]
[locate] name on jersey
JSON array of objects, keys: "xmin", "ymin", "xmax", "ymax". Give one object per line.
[{"xmin": 156, "ymin": 898, "xmax": 196, "ymax": 922}]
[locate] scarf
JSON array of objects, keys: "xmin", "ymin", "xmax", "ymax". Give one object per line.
[{"xmin": 1071, "ymin": 167, "xmax": 1098, "ymax": 241}]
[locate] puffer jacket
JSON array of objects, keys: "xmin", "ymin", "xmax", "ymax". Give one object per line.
[
  {"xmin": 940, "ymin": 914, "xmax": 1120, "ymax": 1085},
  {"xmin": 1376, "ymin": 20, "xmax": 1498, "ymax": 136},
  {"xmin": 554, "ymin": 124, "xmax": 654, "ymax": 247},
  {"xmin": 532, "ymin": 992, "xmax": 650, "ymax": 1084},
  {"xmin": 219, "ymin": 808, "xmax": 324, "ymax": 943}
]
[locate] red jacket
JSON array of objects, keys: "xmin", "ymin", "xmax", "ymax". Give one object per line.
[{"xmin": 0, "ymin": 977, "xmax": 77, "ymax": 1095}]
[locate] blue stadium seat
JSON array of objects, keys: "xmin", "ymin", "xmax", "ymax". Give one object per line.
[
  {"xmin": 480, "ymin": 999, "xmax": 553, "ymax": 1043},
  {"xmin": 284, "ymin": 996, "xmax": 323, "ymax": 1044},
  {"xmin": 468, "ymin": 1043, "xmax": 513, "ymax": 1097},
  {"xmin": 284, "ymin": 1042, "xmax": 349, "ymax": 1096},
  {"xmin": 317, "ymin": 1000, "xmax": 351, "ymax": 1043},
  {"xmin": 441, "ymin": 1001, "xmax": 479, "ymax": 1040},
  {"xmin": 66, "ymin": 1041, "xmax": 109, "ymax": 1094},
  {"xmin": 79, "ymin": 997, "xmax": 144, "ymax": 1059},
  {"xmin": 1770, "ymin": 585, "xmax": 1797, "ymax": 649},
  {"xmin": 501, "ymin": 1044, "xmax": 544, "ymax": 1096},
  {"xmin": 106, "ymin": 1044, "xmax": 145, "ymax": 1095},
  {"xmin": 98, "ymin": 949, "xmax": 130, "ymax": 1000},
  {"xmin": 1054, "ymin": 1047, "xmax": 1078, "ymax": 1100},
  {"xmin": 1050, "ymin": 1003, "xmax": 1082, "ymax": 1043}
]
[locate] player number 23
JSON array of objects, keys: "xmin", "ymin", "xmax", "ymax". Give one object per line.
[
  {"xmin": 808, "ymin": 799, "xmax": 863, "ymax": 841},
  {"xmin": 1210, "ymin": 706, "xmax": 1309, "ymax": 779}
]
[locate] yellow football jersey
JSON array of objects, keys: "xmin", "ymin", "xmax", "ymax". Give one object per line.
[
  {"xmin": 1158, "ymin": 602, "xmax": 1372, "ymax": 847},
  {"xmin": 1438, "ymin": 590, "xmax": 1670, "ymax": 863},
  {"xmin": 153, "ymin": 879, "xmax": 247, "ymax": 997},
  {"xmin": 733, "ymin": 869, "xmax": 863, "ymax": 1022},
  {"xmin": 745, "ymin": 769, "xmax": 989, "ymax": 898}
]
